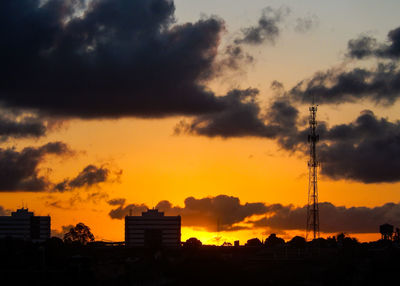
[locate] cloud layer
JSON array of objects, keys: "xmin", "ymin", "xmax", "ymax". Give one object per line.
[
  {"xmin": 54, "ymin": 164, "xmax": 119, "ymax": 192},
  {"xmin": 289, "ymin": 63, "xmax": 400, "ymax": 105},
  {"xmin": 0, "ymin": 0, "xmax": 247, "ymax": 119},
  {"xmin": 235, "ymin": 6, "xmax": 290, "ymax": 45},
  {"xmin": 253, "ymin": 202, "xmax": 400, "ymax": 233},
  {"xmin": 0, "ymin": 113, "xmax": 46, "ymax": 141},
  {"xmin": 109, "ymin": 194, "xmax": 267, "ymax": 231},
  {"xmin": 347, "ymin": 27, "xmax": 400, "ymax": 59},
  {"xmin": 0, "ymin": 142, "xmax": 72, "ymax": 191},
  {"xmin": 108, "ymin": 194, "xmax": 400, "ymax": 233},
  {"xmin": 0, "ymin": 142, "xmax": 118, "ymax": 192}
]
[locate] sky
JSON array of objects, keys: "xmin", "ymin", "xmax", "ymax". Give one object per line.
[{"xmin": 1, "ymin": 0, "xmax": 400, "ymax": 244}]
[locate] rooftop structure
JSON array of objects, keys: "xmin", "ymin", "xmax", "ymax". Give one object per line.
[{"xmin": 0, "ymin": 208, "xmax": 50, "ymax": 242}]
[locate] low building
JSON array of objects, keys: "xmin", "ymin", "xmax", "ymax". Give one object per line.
[
  {"xmin": 125, "ymin": 209, "xmax": 181, "ymax": 248},
  {"xmin": 0, "ymin": 208, "xmax": 50, "ymax": 242}
]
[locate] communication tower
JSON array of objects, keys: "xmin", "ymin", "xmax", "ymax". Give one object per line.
[{"xmin": 306, "ymin": 100, "xmax": 320, "ymax": 240}]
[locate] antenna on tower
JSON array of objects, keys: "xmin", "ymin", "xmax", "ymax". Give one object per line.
[{"xmin": 306, "ymin": 94, "xmax": 320, "ymax": 240}]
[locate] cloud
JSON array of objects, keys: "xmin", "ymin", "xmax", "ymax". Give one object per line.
[
  {"xmin": 234, "ymin": 6, "xmax": 290, "ymax": 45},
  {"xmin": 45, "ymin": 190, "xmax": 110, "ymax": 209},
  {"xmin": 108, "ymin": 194, "xmax": 268, "ymax": 231},
  {"xmin": 54, "ymin": 164, "xmax": 120, "ymax": 192},
  {"xmin": 108, "ymin": 194, "xmax": 400, "ymax": 233},
  {"xmin": 108, "ymin": 202, "xmax": 148, "ymax": 219},
  {"xmin": 294, "ymin": 14, "xmax": 319, "ymax": 33},
  {"xmin": 107, "ymin": 198, "xmax": 126, "ymax": 206},
  {"xmin": 267, "ymin": 107, "xmax": 400, "ymax": 183},
  {"xmin": 252, "ymin": 202, "xmax": 400, "ymax": 233},
  {"xmin": 290, "ymin": 26, "xmax": 400, "ymax": 105},
  {"xmin": 347, "ymin": 35, "xmax": 379, "ymax": 59},
  {"xmin": 174, "ymin": 89, "xmax": 304, "ymax": 150},
  {"xmin": 347, "ymin": 26, "xmax": 400, "ymax": 59},
  {"xmin": 318, "ymin": 110, "xmax": 400, "ymax": 183},
  {"xmin": 217, "ymin": 45, "xmax": 254, "ymax": 71},
  {"xmin": 0, "ymin": 142, "xmax": 73, "ymax": 192},
  {"xmin": 0, "ymin": 0, "xmax": 249, "ymax": 119},
  {"xmin": 0, "ymin": 113, "xmax": 46, "ymax": 141},
  {"xmin": 289, "ymin": 63, "xmax": 400, "ymax": 105},
  {"xmin": 175, "ymin": 88, "xmax": 280, "ymax": 138}
]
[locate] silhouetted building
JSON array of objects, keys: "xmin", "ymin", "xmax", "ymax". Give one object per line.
[
  {"xmin": 0, "ymin": 208, "xmax": 50, "ymax": 242},
  {"xmin": 125, "ymin": 209, "xmax": 181, "ymax": 248},
  {"xmin": 380, "ymin": 223, "xmax": 394, "ymax": 240}
]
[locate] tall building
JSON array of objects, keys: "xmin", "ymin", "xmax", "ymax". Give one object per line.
[
  {"xmin": 0, "ymin": 208, "xmax": 50, "ymax": 242},
  {"xmin": 125, "ymin": 209, "xmax": 181, "ymax": 248}
]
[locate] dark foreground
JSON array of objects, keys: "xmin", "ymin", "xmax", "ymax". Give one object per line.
[{"xmin": 1, "ymin": 238, "xmax": 399, "ymax": 286}]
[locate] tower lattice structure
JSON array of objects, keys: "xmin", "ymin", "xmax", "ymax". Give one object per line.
[{"xmin": 306, "ymin": 103, "xmax": 320, "ymax": 240}]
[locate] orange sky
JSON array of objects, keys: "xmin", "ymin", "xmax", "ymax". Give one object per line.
[{"xmin": 2, "ymin": 116, "xmax": 398, "ymax": 243}]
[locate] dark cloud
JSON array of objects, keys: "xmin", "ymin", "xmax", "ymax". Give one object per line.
[
  {"xmin": 252, "ymin": 202, "xmax": 400, "ymax": 233},
  {"xmin": 318, "ymin": 110, "xmax": 400, "ymax": 183},
  {"xmin": 0, "ymin": 142, "xmax": 73, "ymax": 192},
  {"xmin": 347, "ymin": 35, "xmax": 379, "ymax": 59},
  {"xmin": 278, "ymin": 108, "xmax": 400, "ymax": 183},
  {"xmin": 174, "ymin": 89, "xmax": 304, "ymax": 150},
  {"xmin": 217, "ymin": 45, "xmax": 254, "ymax": 71},
  {"xmin": 235, "ymin": 6, "xmax": 290, "ymax": 45},
  {"xmin": 175, "ymin": 88, "xmax": 282, "ymax": 138},
  {"xmin": 347, "ymin": 26, "xmax": 400, "ymax": 59},
  {"xmin": 108, "ymin": 194, "xmax": 268, "ymax": 231},
  {"xmin": 108, "ymin": 203, "xmax": 148, "ymax": 219},
  {"xmin": 294, "ymin": 15, "xmax": 319, "ymax": 33},
  {"xmin": 289, "ymin": 63, "xmax": 400, "ymax": 105},
  {"xmin": 0, "ymin": 113, "xmax": 47, "ymax": 141},
  {"xmin": 0, "ymin": 0, "xmax": 246, "ymax": 118},
  {"xmin": 54, "ymin": 165, "xmax": 118, "ymax": 192}
]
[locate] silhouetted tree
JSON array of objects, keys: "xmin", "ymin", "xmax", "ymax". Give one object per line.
[
  {"xmin": 336, "ymin": 233, "xmax": 359, "ymax": 248},
  {"xmin": 63, "ymin": 223, "xmax": 95, "ymax": 245},
  {"xmin": 288, "ymin": 236, "xmax": 306, "ymax": 248},
  {"xmin": 264, "ymin": 233, "xmax": 285, "ymax": 248},
  {"xmin": 183, "ymin": 237, "xmax": 202, "ymax": 248},
  {"xmin": 245, "ymin": 238, "xmax": 262, "ymax": 247},
  {"xmin": 310, "ymin": 237, "xmax": 329, "ymax": 248},
  {"xmin": 326, "ymin": 236, "xmax": 337, "ymax": 248},
  {"xmin": 380, "ymin": 224, "xmax": 394, "ymax": 240}
]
